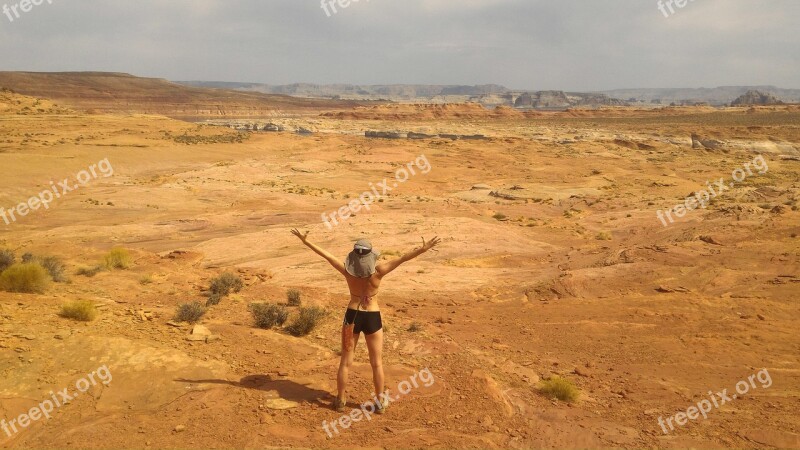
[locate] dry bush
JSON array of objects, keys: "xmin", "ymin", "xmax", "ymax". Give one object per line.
[
  {"xmin": 0, "ymin": 249, "xmax": 15, "ymax": 272},
  {"xmin": 287, "ymin": 289, "xmax": 302, "ymax": 306},
  {"xmin": 250, "ymin": 303, "xmax": 289, "ymax": 329},
  {"xmin": 104, "ymin": 248, "xmax": 132, "ymax": 269},
  {"xmin": 408, "ymin": 322, "xmax": 423, "ymax": 332},
  {"xmin": 539, "ymin": 377, "xmax": 579, "ymax": 403},
  {"xmin": 59, "ymin": 300, "xmax": 97, "ymax": 322},
  {"xmin": 287, "ymin": 306, "xmax": 327, "ymax": 337},
  {"xmin": 205, "ymin": 293, "xmax": 223, "ymax": 307},
  {"xmin": 596, "ymin": 231, "xmax": 613, "ymax": 241},
  {"xmin": 173, "ymin": 302, "xmax": 206, "ymax": 323},
  {"xmin": 0, "ymin": 263, "xmax": 50, "ymax": 293},
  {"xmin": 21, "ymin": 253, "xmax": 67, "ymax": 282},
  {"xmin": 77, "ymin": 265, "xmax": 105, "ymax": 277},
  {"xmin": 41, "ymin": 257, "xmax": 67, "ymax": 282},
  {"xmin": 209, "ymin": 272, "xmax": 244, "ymax": 298}
]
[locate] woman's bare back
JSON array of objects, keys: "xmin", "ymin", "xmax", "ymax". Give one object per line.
[{"xmin": 345, "ymin": 273, "xmax": 382, "ymax": 311}]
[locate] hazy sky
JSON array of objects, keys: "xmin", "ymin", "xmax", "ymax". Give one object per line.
[{"xmin": 0, "ymin": 0, "xmax": 797, "ymax": 90}]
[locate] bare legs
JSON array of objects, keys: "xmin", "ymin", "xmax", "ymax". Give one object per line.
[
  {"xmin": 337, "ymin": 327, "xmax": 358, "ymax": 402},
  {"xmin": 365, "ymin": 329, "xmax": 385, "ymax": 399},
  {"xmin": 336, "ymin": 327, "xmax": 385, "ymax": 403}
]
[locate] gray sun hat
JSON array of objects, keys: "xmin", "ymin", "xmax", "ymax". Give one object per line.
[{"xmin": 345, "ymin": 239, "xmax": 379, "ymax": 278}]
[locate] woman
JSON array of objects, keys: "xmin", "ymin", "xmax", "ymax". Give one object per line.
[{"xmin": 291, "ymin": 229, "xmax": 441, "ymax": 413}]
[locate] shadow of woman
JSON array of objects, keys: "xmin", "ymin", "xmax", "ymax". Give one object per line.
[{"xmin": 175, "ymin": 374, "xmax": 330, "ymax": 407}]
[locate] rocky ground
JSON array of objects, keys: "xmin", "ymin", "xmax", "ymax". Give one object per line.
[{"xmin": 0, "ymin": 93, "xmax": 799, "ymax": 449}]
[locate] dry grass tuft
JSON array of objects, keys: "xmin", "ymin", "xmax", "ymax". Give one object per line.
[
  {"xmin": 0, "ymin": 263, "xmax": 50, "ymax": 293},
  {"xmin": 59, "ymin": 300, "xmax": 97, "ymax": 322}
]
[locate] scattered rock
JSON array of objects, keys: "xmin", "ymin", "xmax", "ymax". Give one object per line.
[
  {"xmin": 471, "ymin": 184, "xmax": 492, "ymax": 191},
  {"xmin": 174, "ymin": 425, "xmax": 185, "ymax": 433},
  {"xmin": 656, "ymin": 286, "xmax": 690, "ymax": 293},
  {"xmin": 192, "ymin": 325, "xmax": 212, "ymax": 336},
  {"xmin": 264, "ymin": 398, "xmax": 299, "ymax": 410},
  {"xmin": 365, "ymin": 131, "xmax": 406, "ymax": 139},
  {"xmin": 699, "ymin": 235, "xmax": 724, "ymax": 245},
  {"xmin": 53, "ymin": 330, "xmax": 71, "ymax": 340},
  {"xmin": 757, "ymin": 314, "xmax": 766, "ymax": 321},
  {"xmin": 205, "ymin": 335, "xmax": 222, "ymax": 343},
  {"xmin": 166, "ymin": 321, "xmax": 182, "ymax": 327},
  {"xmin": 263, "ymin": 123, "xmax": 285, "ymax": 132},
  {"xmin": 573, "ymin": 366, "xmax": 591, "ymax": 377}
]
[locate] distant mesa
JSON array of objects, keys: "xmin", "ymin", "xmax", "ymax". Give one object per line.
[
  {"xmin": 513, "ymin": 91, "xmax": 626, "ymax": 109},
  {"xmin": 365, "ymin": 130, "xmax": 489, "ymax": 141},
  {"xmin": 0, "ymin": 71, "xmax": 368, "ymax": 118},
  {"xmin": 514, "ymin": 91, "xmax": 570, "ymax": 108},
  {"xmin": 731, "ymin": 90, "xmax": 785, "ymax": 106}
]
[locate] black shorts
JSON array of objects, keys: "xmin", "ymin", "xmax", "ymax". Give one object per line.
[{"xmin": 343, "ymin": 309, "xmax": 383, "ymax": 335}]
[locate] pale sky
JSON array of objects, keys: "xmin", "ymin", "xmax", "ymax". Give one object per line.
[{"xmin": 0, "ymin": 0, "xmax": 797, "ymax": 90}]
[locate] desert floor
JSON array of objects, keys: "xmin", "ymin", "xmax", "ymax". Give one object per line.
[{"xmin": 1, "ymin": 95, "xmax": 799, "ymax": 449}]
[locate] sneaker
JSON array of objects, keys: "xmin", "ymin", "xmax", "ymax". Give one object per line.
[
  {"xmin": 333, "ymin": 397, "xmax": 346, "ymax": 412},
  {"xmin": 375, "ymin": 399, "xmax": 387, "ymax": 415}
]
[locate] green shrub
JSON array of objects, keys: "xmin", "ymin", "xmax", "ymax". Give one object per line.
[
  {"xmin": 209, "ymin": 272, "xmax": 244, "ymax": 297},
  {"xmin": 104, "ymin": 248, "xmax": 132, "ymax": 269},
  {"xmin": 250, "ymin": 303, "xmax": 289, "ymax": 329},
  {"xmin": 173, "ymin": 301, "xmax": 206, "ymax": 323},
  {"xmin": 539, "ymin": 377, "xmax": 579, "ymax": 403},
  {"xmin": 287, "ymin": 289, "xmax": 302, "ymax": 306},
  {"xmin": 59, "ymin": 300, "xmax": 97, "ymax": 321},
  {"xmin": 0, "ymin": 249, "xmax": 15, "ymax": 272},
  {"xmin": 287, "ymin": 306, "xmax": 327, "ymax": 337},
  {"xmin": 0, "ymin": 263, "xmax": 50, "ymax": 293},
  {"xmin": 77, "ymin": 265, "xmax": 105, "ymax": 277}
]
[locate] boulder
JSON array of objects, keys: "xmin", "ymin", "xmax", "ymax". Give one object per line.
[{"xmin": 263, "ymin": 123, "xmax": 284, "ymax": 132}]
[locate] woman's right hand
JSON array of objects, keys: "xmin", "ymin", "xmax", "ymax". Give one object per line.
[{"xmin": 291, "ymin": 228, "xmax": 310, "ymax": 244}]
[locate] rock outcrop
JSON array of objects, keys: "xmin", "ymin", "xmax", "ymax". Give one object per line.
[
  {"xmin": 513, "ymin": 91, "xmax": 625, "ymax": 109},
  {"xmin": 731, "ymin": 90, "xmax": 784, "ymax": 106},
  {"xmin": 514, "ymin": 91, "xmax": 571, "ymax": 108}
]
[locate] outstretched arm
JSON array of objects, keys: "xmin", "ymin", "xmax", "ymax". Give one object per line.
[
  {"xmin": 376, "ymin": 236, "xmax": 441, "ymax": 278},
  {"xmin": 291, "ymin": 229, "xmax": 347, "ymax": 276}
]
